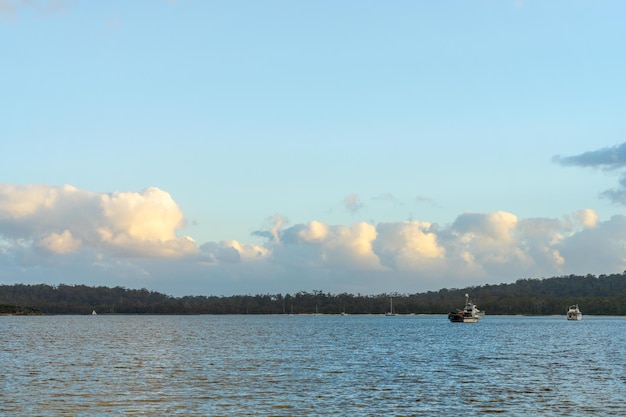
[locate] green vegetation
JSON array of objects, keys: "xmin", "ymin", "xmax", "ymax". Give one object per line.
[
  {"xmin": 0, "ymin": 304, "xmax": 41, "ymax": 315},
  {"xmin": 1, "ymin": 272, "xmax": 626, "ymax": 315}
]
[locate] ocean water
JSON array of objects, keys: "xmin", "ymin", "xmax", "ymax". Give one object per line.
[{"xmin": 1, "ymin": 314, "xmax": 625, "ymax": 416}]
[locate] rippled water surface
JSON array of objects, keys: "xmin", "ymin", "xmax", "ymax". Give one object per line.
[{"xmin": 2, "ymin": 314, "xmax": 626, "ymax": 416}]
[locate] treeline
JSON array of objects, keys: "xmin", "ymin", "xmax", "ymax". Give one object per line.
[
  {"xmin": 0, "ymin": 303, "xmax": 41, "ymax": 315},
  {"xmin": 1, "ymin": 272, "xmax": 626, "ymax": 315}
]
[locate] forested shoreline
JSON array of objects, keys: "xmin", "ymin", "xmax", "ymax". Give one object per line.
[{"xmin": 1, "ymin": 272, "xmax": 626, "ymax": 315}]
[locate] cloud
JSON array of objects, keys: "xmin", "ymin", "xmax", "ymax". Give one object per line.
[
  {"xmin": 0, "ymin": 0, "xmax": 17, "ymax": 20},
  {"xmin": 571, "ymin": 208, "xmax": 599, "ymax": 229},
  {"xmin": 373, "ymin": 221, "xmax": 444, "ymax": 271},
  {"xmin": 451, "ymin": 211, "xmax": 518, "ymax": 242},
  {"xmin": 2, "ymin": 182, "xmax": 626, "ymax": 296},
  {"xmin": 100, "ymin": 187, "xmax": 185, "ymax": 242},
  {"xmin": 555, "ymin": 142, "xmax": 626, "ymax": 170},
  {"xmin": 200, "ymin": 240, "xmax": 269, "ymax": 264},
  {"xmin": 104, "ymin": 15, "xmax": 120, "ymax": 30},
  {"xmin": 439, "ymin": 212, "xmax": 528, "ymax": 278},
  {"xmin": 36, "ymin": 230, "xmax": 82, "ymax": 254},
  {"xmin": 557, "ymin": 215, "xmax": 626, "ymax": 275},
  {"xmin": 555, "ymin": 142, "xmax": 626, "ymax": 205},
  {"xmin": 372, "ymin": 193, "xmax": 403, "ymax": 206},
  {"xmin": 344, "ymin": 193, "xmax": 364, "ymax": 215},
  {"xmin": 0, "ymin": 0, "xmax": 73, "ymax": 22},
  {"xmin": 415, "ymin": 195, "xmax": 434, "ymax": 204},
  {"xmin": 599, "ymin": 175, "xmax": 626, "ymax": 205},
  {"xmin": 273, "ymin": 221, "xmax": 382, "ymax": 271},
  {"xmin": 0, "ymin": 184, "xmax": 197, "ymax": 258},
  {"xmin": 251, "ymin": 214, "xmax": 288, "ymax": 243},
  {"xmin": 251, "ymin": 208, "xmax": 617, "ymax": 288}
]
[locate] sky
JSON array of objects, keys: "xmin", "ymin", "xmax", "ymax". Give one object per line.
[{"xmin": 2, "ymin": 0, "xmax": 626, "ymax": 297}]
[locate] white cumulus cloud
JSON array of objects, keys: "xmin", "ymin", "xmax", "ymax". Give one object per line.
[
  {"xmin": 373, "ymin": 221, "xmax": 444, "ymax": 270},
  {"xmin": 0, "ymin": 184, "xmax": 197, "ymax": 258},
  {"xmin": 36, "ymin": 230, "xmax": 82, "ymax": 254}
]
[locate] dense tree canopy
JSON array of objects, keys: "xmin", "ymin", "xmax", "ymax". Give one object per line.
[{"xmin": 1, "ymin": 273, "xmax": 626, "ymax": 315}]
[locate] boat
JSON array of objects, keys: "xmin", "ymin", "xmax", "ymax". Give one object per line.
[
  {"xmin": 91, "ymin": 310, "xmax": 97, "ymax": 315},
  {"xmin": 567, "ymin": 304, "xmax": 582, "ymax": 320},
  {"xmin": 385, "ymin": 296, "xmax": 397, "ymax": 316},
  {"xmin": 448, "ymin": 294, "xmax": 483, "ymax": 323}
]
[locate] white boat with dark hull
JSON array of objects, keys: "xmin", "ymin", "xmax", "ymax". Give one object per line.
[
  {"xmin": 567, "ymin": 304, "xmax": 582, "ymax": 320},
  {"xmin": 448, "ymin": 294, "xmax": 483, "ymax": 323}
]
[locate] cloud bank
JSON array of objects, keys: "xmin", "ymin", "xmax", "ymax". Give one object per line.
[{"xmin": 1, "ymin": 182, "xmax": 623, "ymax": 296}]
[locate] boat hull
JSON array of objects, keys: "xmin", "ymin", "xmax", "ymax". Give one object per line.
[{"xmin": 449, "ymin": 316, "xmax": 479, "ymax": 323}]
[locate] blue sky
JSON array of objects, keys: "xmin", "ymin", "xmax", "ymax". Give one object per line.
[{"xmin": 2, "ymin": 0, "xmax": 626, "ymax": 296}]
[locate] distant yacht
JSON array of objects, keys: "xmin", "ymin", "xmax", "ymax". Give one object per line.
[
  {"xmin": 448, "ymin": 294, "xmax": 483, "ymax": 323},
  {"xmin": 385, "ymin": 296, "xmax": 397, "ymax": 316},
  {"xmin": 567, "ymin": 304, "xmax": 582, "ymax": 321},
  {"xmin": 91, "ymin": 310, "xmax": 97, "ymax": 315}
]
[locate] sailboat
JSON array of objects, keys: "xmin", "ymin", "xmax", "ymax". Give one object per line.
[{"xmin": 385, "ymin": 296, "xmax": 397, "ymax": 316}]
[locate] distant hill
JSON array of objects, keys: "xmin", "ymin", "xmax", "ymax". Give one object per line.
[{"xmin": 1, "ymin": 272, "xmax": 625, "ymax": 315}]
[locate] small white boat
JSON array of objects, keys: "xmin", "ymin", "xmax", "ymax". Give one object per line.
[
  {"xmin": 567, "ymin": 304, "xmax": 582, "ymax": 320},
  {"xmin": 448, "ymin": 293, "xmax": 483, "ymax": 323},
  {"xmin": 91, "ymin": 310, "xmax": 97, "ymax": 315}
]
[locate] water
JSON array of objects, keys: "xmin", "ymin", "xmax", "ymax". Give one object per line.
[{"xmin": 1, "ymin": 314, "xmax": 625, "ymax": 416}]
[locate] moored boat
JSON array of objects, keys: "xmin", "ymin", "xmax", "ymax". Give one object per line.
[
  {"xmin": 448, "ymin": 293, "xmax": 483, "ymax": 323},
  {"xmin": 385, "ymin": 296, "xmax": 397, "ymax": 316},
  {"xmin": 566, "ymin": 304, "xmax": 582, "ymax": 320}
]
